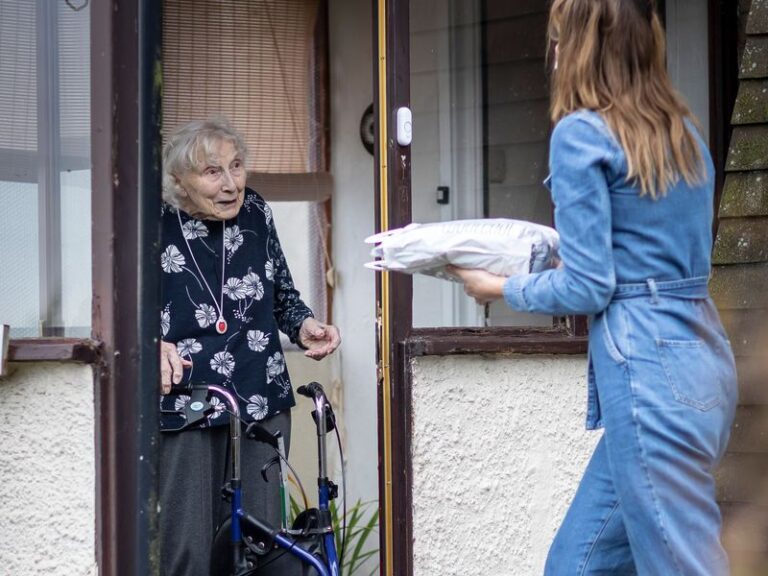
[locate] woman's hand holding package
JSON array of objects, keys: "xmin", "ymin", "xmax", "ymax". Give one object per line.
[
  {"xmin": 447, "ymin": 265, "xmax": 508, "ymax": 305},
  {"xmin": 299, "ymin": 317, "xmax": 341, "ymax": 360}
]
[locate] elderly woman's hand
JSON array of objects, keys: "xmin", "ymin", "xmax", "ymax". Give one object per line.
[
  {"xmin": 159, "ymin": 341, "xmax": 192, "ymax": 394},
  {"xmin": 447, "ymin": 265, "xmax": 508, "ymax": 305},
  {"xmin": 298, "ymin": 317, "xmax": 341, "ymax": 361}
]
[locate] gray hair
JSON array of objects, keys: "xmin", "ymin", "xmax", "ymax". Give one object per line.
[{"xmin": 162, "ymin": 117, "xmax": 249, "ymax": 206}]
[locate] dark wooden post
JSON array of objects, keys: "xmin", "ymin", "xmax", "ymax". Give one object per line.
[{"xmin": 91, "ymin": 0, "xmax": 163, "ymax": 573}]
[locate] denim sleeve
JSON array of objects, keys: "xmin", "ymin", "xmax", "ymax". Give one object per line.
[
  {"xmin": 503, "ymin": 114, "xmax": 616, "ymax": 315},
  {"xmin": 268, "ymin": 209, "xmax": 314, "ymax": 343}
]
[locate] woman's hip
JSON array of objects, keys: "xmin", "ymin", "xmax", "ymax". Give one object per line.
[{"xmin": 591, "ymin": 332, "xmax": 736, "ymax": 468}]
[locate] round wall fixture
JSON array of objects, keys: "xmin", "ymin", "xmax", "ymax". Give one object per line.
[{"xmin": 359, "ymin": 103, "xmax": 375, "ymax": 155}]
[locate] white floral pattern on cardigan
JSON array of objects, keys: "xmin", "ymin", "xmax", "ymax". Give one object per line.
[{"xmin": 160, "ymin": 188, "xmax": 312, "ymax": 430}]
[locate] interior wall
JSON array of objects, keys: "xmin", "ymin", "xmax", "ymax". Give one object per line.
[
  {"xmin": 328, "ymin": 0, "xmax": 378, "ymax": 513},
  {"xmin": 411, "ymin": 354, "xmax": 598, "ymax": 576},
  {"xmin": 0, "ymin": 363, "xmax": 96, "ymax": 576},
  {"xmin": 284, "ymin": 350, "xmax": 337, "ymax": 506},
  {"xmin": 271, "ymin": 203, "xmax": 311, "ymax": 310}
]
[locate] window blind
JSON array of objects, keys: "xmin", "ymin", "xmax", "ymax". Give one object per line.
[
  {"xmin": 58, "ymin": 1, "xmax": 90, "ymax": 171},
  {"xmin": 0, "ymin": 0, "xmax": 37, "ymax": 182},
  {"xmin": 163, "ymin": 0, "xmax": 331, "ymax": 201},
  {"xmin": 0, "ymin": 0, "xmax": 91, "ymax": 182}
]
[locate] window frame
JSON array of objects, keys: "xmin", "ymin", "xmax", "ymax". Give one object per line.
[
  {"xmin": 6, "ymin": 0, "xmax": 92, "ymax": 351},
  {"xmin": 7, "ymin": 337, "xmax": 100, "ymax": 363},
  {"xmin": 393, "ymin": 0, "xmax": 590, "ymax": 357},
  {"xmin": 36, "ymin": 0, "xmax": 64, "ymax": 336},
  {"xmin": 9, "ymin": 0, "xmax": 163, "ymax": 573},
  {"xmin": 397, "ymin": 0, "xmax": 729, "ymax": 353}
]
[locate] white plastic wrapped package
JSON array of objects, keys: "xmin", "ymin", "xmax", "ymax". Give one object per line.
[{"xmin": 365, "ymin": 218, "xmax": 560, "ymax": 280}]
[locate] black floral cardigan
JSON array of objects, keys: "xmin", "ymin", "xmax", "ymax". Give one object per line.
[{"xmin": 159, "ymin": 188, "xmax": 312, "ymax": 430}]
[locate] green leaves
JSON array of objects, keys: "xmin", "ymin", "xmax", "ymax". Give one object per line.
[
  {"xmin": 332, "ymin": 499, "xmax": 380, "ymax": 575},
  {"xmin": 289, "ymin": 495, "xmax": 380, "ymax": 575}
]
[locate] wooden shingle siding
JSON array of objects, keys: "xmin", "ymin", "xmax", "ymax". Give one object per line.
[
  {"xmin": 746, "ymin": 0, "xmax": 768, "ymax": 35},
  {"xmin": 720, "ymin": 310, "xmax": 768, "ymax": 356},
  {"xmin": 712, "ymin": 2, "xmax": 768, "ymax": 572},
  {"xmin": 717, "ymin": 453, "xmax": 768, "ymax": 504},
  {"xmin": 712, "ymin": 218, "xmax": 768, "ymax": 263},
  {"xmin": 719, "ymin": 171, "xmax": 768, "ymax": 216},
  {"xmin": 727, "ymin": 405, "xmax": 768, "ymax": 453},
  {"xmin": 735, "ymin": 356, "xmax": 768, "ymax": 404},
  {"xmin": 740, "ymin": 36, "xmax": 768, "ymax": 79},
  {"xmin": 711, "ymin": 264, "xmax": 768, "ymax": 307},
  {"xmin": 726, "ymin": 125, "xmax": 768, "ymax": 170},
  {"xmin": 715, "ymin": 0, "xmax": 768, "ymax": 395},
  {"xmin": 731, "ymin": 79, "xmax": 768, "ymax": 124},
  {"xmin": 721, "ymin": 503, "xmax": 768, "ymax": 553},
  {"xmin": 740, "ymin": 0, "xmax": 753, "ymax": 60}
]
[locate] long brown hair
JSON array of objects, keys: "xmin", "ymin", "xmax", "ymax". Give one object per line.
[{"xmin": 548, "ymin": 0, "xmax": 704, "ymax": 198}]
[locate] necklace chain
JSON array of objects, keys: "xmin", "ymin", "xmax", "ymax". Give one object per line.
[{"xmin": 177, "ymin": 210, "xmax": 227, "ymax": 332}]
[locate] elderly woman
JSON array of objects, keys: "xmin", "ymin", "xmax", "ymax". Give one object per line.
[{"xmin": 159, "ymin": 118, "xmax": 340, "ymax": 576}]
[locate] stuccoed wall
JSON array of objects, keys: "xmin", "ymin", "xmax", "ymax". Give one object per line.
[
  {"xmin": 0, "ymin": 363, "xmax": 97, "ymax": 576},
  {"xmin": 411, "ymin": 354, "xmax": 600, "ymax": 576}
]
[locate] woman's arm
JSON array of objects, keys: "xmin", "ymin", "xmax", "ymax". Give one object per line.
[
  {"xmin": 268, "ymin": 211, "xmax": 340, "ymax": 359},
  {"xmin": 501, "ymin": 114, "xmax": 617, "ymax": 315}
]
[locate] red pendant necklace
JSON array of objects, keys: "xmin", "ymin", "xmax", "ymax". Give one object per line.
[{"xmin": 178, "ymin": 212, "xmax": 228, "ymax": 334}]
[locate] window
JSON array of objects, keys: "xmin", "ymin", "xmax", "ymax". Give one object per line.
[
  {"xmin": 163, "ymin": 0, "xmax": 332, "ymax": 323},
  {"xmin": 664, "ymin": 0, "xmax": 710, "ymax": 142},
  {"xmin": 410, "ymin": 0, "xmax": 554, "ymax": 328},
  {"xmin": 0, "ymin": 0, "xmax": 92, "ymax": 338},
  {"xmin": 408, "ymin": 0, "xmax": 711, "ymax": 330}
]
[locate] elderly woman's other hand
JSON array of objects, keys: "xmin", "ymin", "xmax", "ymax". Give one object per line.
[
  {"xmin": 447, "ymin": 265, "xmax": 508, "ymax": 305},
  {"xmin": 160, "ymin": 341, "xmax": 192, "ymax": 394},
  {"xmin": 298, "ymin": 317, "xmax": 341, "ymax": 361}
]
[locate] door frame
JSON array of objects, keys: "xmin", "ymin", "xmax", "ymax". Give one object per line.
[{"xmin": 373, "ymin": 0, "xmax": 412, "ymax": 574}]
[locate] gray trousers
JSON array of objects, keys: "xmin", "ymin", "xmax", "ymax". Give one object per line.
[{"xmin": 159, "ymin": 412, "xmax": 300, "ymax": 576}]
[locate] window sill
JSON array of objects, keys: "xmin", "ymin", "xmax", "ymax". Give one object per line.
[
  {"xmin": 8, "ymin": 338, "xmax": 102, "ymax": 364},
  {"xmin": 406, "ymin": 327, "xmax": 588, "ymax": 356}
]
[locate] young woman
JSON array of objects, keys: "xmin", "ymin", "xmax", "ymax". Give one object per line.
[{"xmin": 451, "ymin": 0, "xmax": 737, "ymax": 573}]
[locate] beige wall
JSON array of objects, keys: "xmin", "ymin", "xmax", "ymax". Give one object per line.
[
  {"xmin": 285, "ymin": 349, "xmax": 340, "ymax": 506},
  {"xmin": 328, "ymin": 0, "xmax": 378, "ymax": 512},
  {"xmin": 411, "ymin": 354, "xmax": 599, "ymax": 576},
  {"xmin": 0, "ymin": 363, "xmax": 97, "ymax": 576}
]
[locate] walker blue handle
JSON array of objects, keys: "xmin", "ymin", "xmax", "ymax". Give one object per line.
[{"xmin": 274, "ymin": 533, "xmax": 331, "ymax": 576}]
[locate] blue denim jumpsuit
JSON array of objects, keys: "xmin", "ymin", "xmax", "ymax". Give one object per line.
[{"xmin": 503, "ymin": 110, "xmax": 738, "ymax": 575}]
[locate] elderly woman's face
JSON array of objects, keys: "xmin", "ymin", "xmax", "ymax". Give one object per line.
[{"xmin": 176, "ymin": 139, "xmax": 246, "ymax": 220}]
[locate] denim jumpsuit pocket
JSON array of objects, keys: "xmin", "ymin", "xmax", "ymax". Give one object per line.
[
  {"xmin": 599, "ymin": 308, "xmax": 628, "ymax": 365},
  {"xmin": 655, "ymin": 338, "xmax": 723, "ymax": 411}
]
